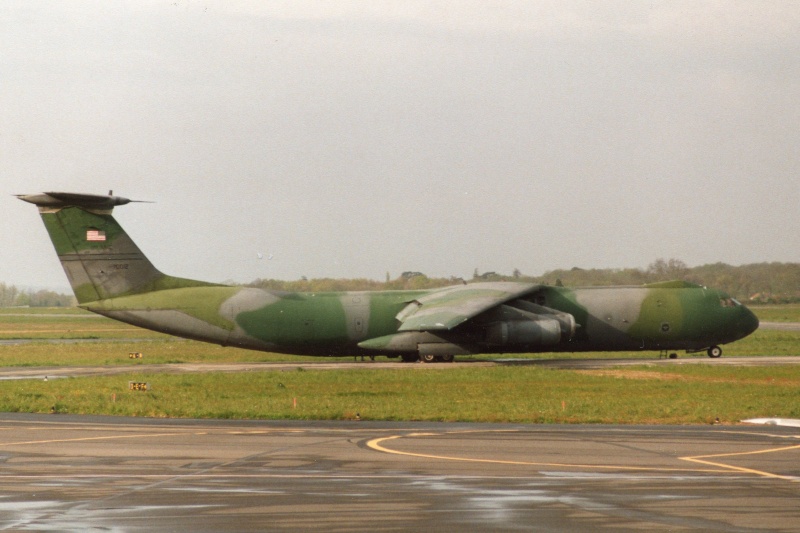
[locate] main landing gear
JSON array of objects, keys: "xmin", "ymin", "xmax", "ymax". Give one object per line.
[{"xmin": 401, "ymin": 353, "xmax": 455, "ymax": 363}]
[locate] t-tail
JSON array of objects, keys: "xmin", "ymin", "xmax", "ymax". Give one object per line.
[{"xmin": 17, "ymin": 192, "xmax": 219, "ymax": 304}]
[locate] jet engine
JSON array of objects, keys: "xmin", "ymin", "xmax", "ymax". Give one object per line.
[
  {"xmin": 485, "ymin": 317, "xmax": 562, "ymax": 346},
  {"xmin": 480, "ymin": 302, "xmax": 576, "ymax": 347}
]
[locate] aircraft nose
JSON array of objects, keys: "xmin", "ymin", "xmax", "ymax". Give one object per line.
[{"xmin": 738, "ymin": 306, "xmax": 760, "ymax": 337}]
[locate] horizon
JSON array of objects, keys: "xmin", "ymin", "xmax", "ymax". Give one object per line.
[{"xmin": 3, "ymin": 258, "xmax": 797, "ymax": 295}]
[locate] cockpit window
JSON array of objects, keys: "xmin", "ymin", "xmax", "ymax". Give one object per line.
[{"xmin": 719, "ymin": 298, "xmax": 740, "ymax": 308}]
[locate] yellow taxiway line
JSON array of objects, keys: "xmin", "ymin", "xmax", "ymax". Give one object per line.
[
  {"xmin": 367, "ymin": 433, "xmax": 724, "ymax": 474},
  {"xmin": 680, "ymin": 443, "xmax": 800, "ymax": 481},
  {"xmin": 368, "ymin": 430, "xmax": 800, "ymax": 480}
]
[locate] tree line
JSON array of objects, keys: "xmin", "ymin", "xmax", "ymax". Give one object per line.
[
  {"xmin": 0, "ymin": 283, "xmax": 75, "ymax": 308},
  {"xmin": 248, "ymin": 259, "xmax": 800, "ymax": 303},
  {"xmin": 528, "ymin": 259, "xmax": 799, "ymax": 302},
  {"xmin": 2, "ymin": 259, "xmax": 797, "ymax": 307}
]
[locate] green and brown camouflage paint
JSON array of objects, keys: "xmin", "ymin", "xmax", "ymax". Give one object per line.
[{"xmin": 19, "ymin": 192, "xmax": 759, "ymax": 360}]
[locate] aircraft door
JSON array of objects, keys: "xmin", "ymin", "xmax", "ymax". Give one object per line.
[{"xmin": 341, "ymin": 293, "xmax": 371, "ymax": 341}]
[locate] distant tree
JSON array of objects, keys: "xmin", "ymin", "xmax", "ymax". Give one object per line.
[
  {"xmin": 0, "ymin": 283, "xmax": 19, "ymax": 306},
  {"xmin": 647, "ymin": 258, "xmax": 689, "ymax": 282},
  {"xmin": 0, "ymin": 283, "xmax": 74, "ymax": 307},
  {"xmin": 26, "ymin": 289, "xmax": 74, "ymax": 307}
]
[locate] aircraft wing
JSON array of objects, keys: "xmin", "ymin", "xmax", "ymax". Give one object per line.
[{"xmin": 396, "ymin": 282, "xmax": 541, "ymax": 331}]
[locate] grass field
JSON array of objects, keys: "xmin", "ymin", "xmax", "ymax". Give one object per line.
[
  {"xmin": 1, "ymin": 365, "xmax": 798, "ymax": 424},
  {"xmin": 746, "ymin": 304, "xmax": 800, "ymax": 322},
  {"xmin": 0, "ymin": 308, "xmax": 169, "ymax": 340},
  {"xmin": 1, "ymin": 305, "xmax": 799, "ymax": 423}
]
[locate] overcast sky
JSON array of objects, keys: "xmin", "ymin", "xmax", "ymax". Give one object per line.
[{"xmin": 2, "ymin": 1, "xmax": 799, "ymax": 289}]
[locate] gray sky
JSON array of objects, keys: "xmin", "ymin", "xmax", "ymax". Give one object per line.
[{"xmin": 2, "ymin": 1, "xmax": 799, "ymax": 289}]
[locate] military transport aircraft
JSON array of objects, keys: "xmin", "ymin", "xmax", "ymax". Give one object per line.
[{"xmin": 18, "ymin": 192, "xmax": 759, "ymax": 362}]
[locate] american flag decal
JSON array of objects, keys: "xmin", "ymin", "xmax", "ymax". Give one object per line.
[{"xmin": 86, "ymin": 229, "xmax": 106, "ymax": 242}]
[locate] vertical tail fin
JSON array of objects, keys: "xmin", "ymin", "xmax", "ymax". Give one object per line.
[{"xmin": 18, "ymin": 192, "xmax": 216, "ymax": 304}]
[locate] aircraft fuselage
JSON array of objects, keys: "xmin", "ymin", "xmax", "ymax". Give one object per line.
[{"xmin": 83, "ymin": 282, "xmax": 758, "ymax": 357}]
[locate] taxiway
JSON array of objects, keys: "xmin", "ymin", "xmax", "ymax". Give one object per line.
[
  {"xmin": 0, "ymin": 355, "xmax": 799, "ymax": 382},
  {"xmin": 0, "ymin": 414, "xmax": 798, "ymax": 531}
]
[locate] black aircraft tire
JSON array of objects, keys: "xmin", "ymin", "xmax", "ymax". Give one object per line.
[
  {"xmin": 440, "ymin": 354, "xmax": 454, "ymax": 363},
  {"xmin": 420, "ymin": 353, "xmax": 436, "ymax": 363},
  {"xmin": 707, "ymin": 346, "xmax": 723, "ymax": 358}
]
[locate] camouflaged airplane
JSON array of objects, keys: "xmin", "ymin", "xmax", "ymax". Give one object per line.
[{"xmin": 19, "ymin": 192, "xmax": 759, "ymax": 362}]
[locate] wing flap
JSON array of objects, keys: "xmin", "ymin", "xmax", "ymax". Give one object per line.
[{"xmin": 397, "ymin": 282, "xmax": 541, "ymax": 331}]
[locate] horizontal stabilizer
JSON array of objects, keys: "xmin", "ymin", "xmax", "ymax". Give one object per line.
[{"xmin": 16, "ymin": 192, "xmax": 149, "ymax": 210}]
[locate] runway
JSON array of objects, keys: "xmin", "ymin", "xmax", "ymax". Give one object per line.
[{"xmin": 0, "ymin": 414, "xmax": 798, "ymax": 531}]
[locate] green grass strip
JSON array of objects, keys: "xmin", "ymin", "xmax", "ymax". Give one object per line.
[{"xmin": 2, "ymin": 365, "xmax": 799, "ymax": 424}]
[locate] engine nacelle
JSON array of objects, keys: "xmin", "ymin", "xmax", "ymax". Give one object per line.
[
  {"xmin": 509, "ymin": 300, "xmax": 577, "ymax": 339},
  {"xmin": 485, "ymin": 318, "xmax": 562, "ymax": 346}
]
